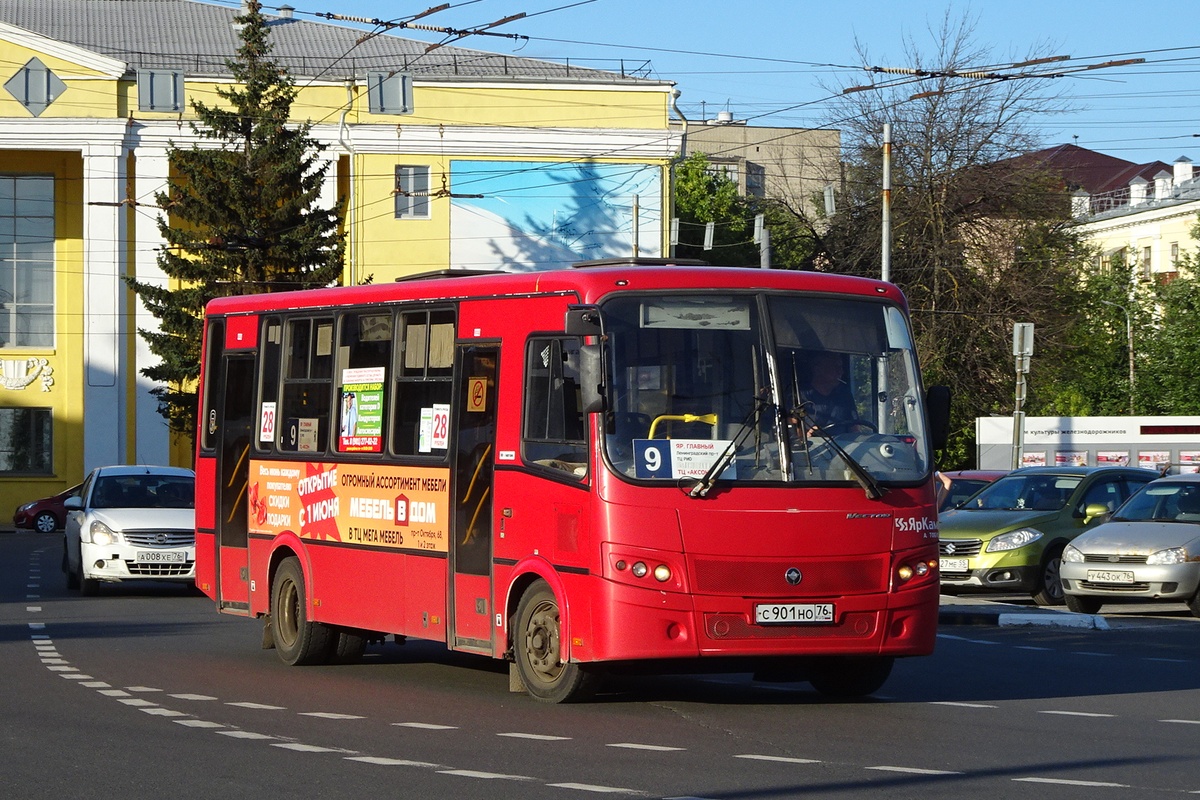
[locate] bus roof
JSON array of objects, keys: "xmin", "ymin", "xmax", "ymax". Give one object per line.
[{"xmin": 204, "ymin": 266, "xmax": 907, "ymax": 317}]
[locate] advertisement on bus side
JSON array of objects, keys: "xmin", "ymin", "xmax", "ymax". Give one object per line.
[{"xmin": 248, "ymin": 459, "xmax": 450, "ymax": 553}]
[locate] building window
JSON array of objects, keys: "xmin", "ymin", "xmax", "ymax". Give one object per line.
[
  {"xmin": 0, "ymin": 406, "xmax": 52, "ymax": 473},
  {"xmin": 0, "ymin": 175, "xmax": 54, "ymax": 348},
  {"xmin": 746, "ymin": 162, "xmax": 766, "ymax": 198},
  {"xmin": 1141, "ymin": 246, "xmax": 1153, "ymax": 280},
  {"xmin": 4, "ymin": 58, "xmax": 66, "ymax": 117},
  {"xmin": 395, "ymin": 166, "xmax": 430, "ymax": 219},
  {"xmin": 1171, "ymin": 242, "xmax": 1180, "ymax": 266},
  {"xmin": 137, "ymin": 70, "xmax": 184, "ymax": 112}
]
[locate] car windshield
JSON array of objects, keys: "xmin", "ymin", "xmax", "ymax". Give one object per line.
[
  {"xmin": 961, "ymin": 473, "xmax": 1082, "ymax": 511},
  {"xmin": 599, "ymin": 292, "xmax": 932, "ymax": 487},
  {"xmin": 1114, "ymin": 482, "xmax": 1200, "ymax": 522},
  {"xmin": 91, "ymin": 475, "xmax": 195, "ymax": 509}
]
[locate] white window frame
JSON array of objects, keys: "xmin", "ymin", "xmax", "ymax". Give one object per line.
[{"xmin": 395, "ymin": 166, "xmax": 431, "ymax": 219}]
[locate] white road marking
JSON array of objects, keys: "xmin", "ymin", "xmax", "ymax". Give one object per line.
[
  {"xmin": 1014, "ymin": 777, "xmax": 1128, "ymax": 787},
  {"xmin": 1161, "ymin": 719, "xmax": 1200, "ymax": 725},
  {"xmin": 437, "ymin": 769, "xmax": 533, "ymax": 780},
  {"xmin": 1144, "ymin": 658, "xmax": 1190, "ymax": 663},
  {"xmin": 929, "ymin": 701, "xmax": 998, "ymax": 708},
  {"xmin": 272, "ymin": 743, "xmax": 348, "ymax": 753},
  {"xmin": 226, "ymin": 702, "xmax": 286, "ymax": 710},
  {"xmin": 126, "ymin": 686, "xmax": 162, "ymax": 693},
  {"xmin": 735, "ymin": 754, "xmax": 821, "ymax": 764},
  {"xmin": 99, "ymin": 689, "xmax": 131, "ymax": 697},
  {"xmin": 1039, "ymin": 710, "xmax": 1115, "ymax": 718},
  {"xmin": 217, "ymin": 731, "xmax": 278, "ymax": 740},
  {"xmin": 1074, "ymin": 652, "xmax": 1114, "ymax": 657},
  {"xmin": 393, "ymin": 722, "xmax": 457, "ymax": 730},
  {"xmin": 141, "ymin": 708, "xmax": 188, "ymax": 717},
  {"xmin": 608, "ymin": 743, "xmax": 685, "ymax": 751},
  {"xmin": 26, "ymin": 606, "xmax": 41, "ymax": 612},
  {"xmin": 117, "ymin": 698, "xmax": 158, "ymax": 707},
  {"xmin": 46, "ymin": 666, "xmax": 78, "ymax": 672},
  {"xmin": 498, "ymin": 732, "xmax": 572, "ymax": 741},
  {"xmin": 300, "ymin": 712, "xmax": 366, "ymax": 720},
  {"xmin": 175, "ymin": 720, "xmax": 227, "ymax": 729},
  {"xmin": 170, "ymin": 693, "xmax": 217, "ymax": 701},
  {"xmin": 61, "ymin": 674, "xmax": 92, "ymax": 680},
  {"xmin": 28, "ymin": 622, "xmax": 45, "ymax": 629},
  {"xmin": 547, "ymin": 783, "xmax": 641, "ymax": 794},
  {"xmin": 40, "ymin": 659, "xmax": 68, "ymax": 665},
  {"xmin": 81, "ymin": 682, "xmax": 111, "ymax": 688},
  {"xmin": 345, "ymin": 756, "xmax": 442, "ymax": 768},
  {"xmin": 1013, "ymin": 646, "xmax": 1053, "ymax": 651},
  {"xmin": 867, "ymin": 766, "xmax": 963, "ymax": 775}
]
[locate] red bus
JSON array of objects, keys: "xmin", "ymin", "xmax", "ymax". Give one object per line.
[{"xmin": 194, "ymin": 261, "xmax": 949, "ymax": 702}]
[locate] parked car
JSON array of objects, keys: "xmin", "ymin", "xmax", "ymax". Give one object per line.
[
  {"xmin": 937, "ymin": 469, "xmax": 1007, "ymax": 513},
  {"xmin": 14, "ymin": 483, "xmax": 82, "ymax": 532},
  {"xmin": 63, "ymin": 465, "xmax": 196, "ymax": 595},
  {"xmin": 938, "ymin": 466, "xmax": 1158, "ymax": 605},
  {"xmin": 1061, "ymin": 473, "xmax": 1200, "ymax": 617}
]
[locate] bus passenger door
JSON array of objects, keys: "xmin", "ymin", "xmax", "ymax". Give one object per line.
[
  {"xmin": 216, "ymin": 355, "xmax": 256, "ymax": 612},
  {"xmin": 450, "ymin": 344, "xmax": 498, "ymax": 653}
]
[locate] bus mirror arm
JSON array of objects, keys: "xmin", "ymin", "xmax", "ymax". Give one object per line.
[
  {"xmin": 926, "ymin": 385, "xmax": 951, "ymax": 451},
  {"xmin": 578, "ymin": 343, "xmax": 605, "ymax": 414}
]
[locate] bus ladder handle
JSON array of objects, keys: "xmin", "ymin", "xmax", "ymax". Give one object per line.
[
  {"xmin": 226, "ymin": 442, "xmax": 251, "ymax": 525},
  {"xmin": 461, "ymin": 443, "xmax": 492, "ymax": 544}
]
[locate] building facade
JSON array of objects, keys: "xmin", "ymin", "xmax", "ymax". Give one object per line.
[{"xmin": 0, "ymin": 0, "xmax": 680, "ymax": 514}]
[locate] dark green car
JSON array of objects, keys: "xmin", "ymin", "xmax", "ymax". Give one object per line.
[{"xmin": 938, "ymin": 466, "xmax": 1158, "ymax": 605}]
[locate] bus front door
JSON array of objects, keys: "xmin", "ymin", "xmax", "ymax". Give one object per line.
[
  {"xmin": 215, "ymin": 355, "xmax": 256, "ymax": 612},
  {"xmin": 450, "ymin": 344, "xmax": 498, "ymax": 653}
]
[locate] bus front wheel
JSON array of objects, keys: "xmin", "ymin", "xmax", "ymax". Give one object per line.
[
  {"xmin": 513, "ymin": 581, "xmax": 597, "ymax": 703},
  {"xmin": 270, "ymin": 558, "xmax": 333, "ymax": 666}
]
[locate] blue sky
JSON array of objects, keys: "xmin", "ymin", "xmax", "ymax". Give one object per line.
[{"xmin": 253, "ymin": 0, "xmax": 1199, "ymax": 164}]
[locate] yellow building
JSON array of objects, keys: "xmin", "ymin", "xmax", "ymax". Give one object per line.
[{"xmin": 0, "ymin": 0, "xmax": 680, "ymax": 518}]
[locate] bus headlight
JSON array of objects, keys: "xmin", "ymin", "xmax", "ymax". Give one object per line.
[
  {"xmin": 653, "ymin": 565, "xmax": 671, "ymax": 582},
  {"xmin": 631, "ymin": 561, "xmax": 648, "ymax": 578}
]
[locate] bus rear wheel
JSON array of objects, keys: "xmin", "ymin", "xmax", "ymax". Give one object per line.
[
  {"xmin": 270, "ymin": 557, "xmax": 333, "ymax": 666},
  {"xmin": 807, "ymin": 656, "xmax": 894, "ymax": 698},
  {"xmin": 514, "ymin": 581, "xmax": 597, "ymax": 703}
]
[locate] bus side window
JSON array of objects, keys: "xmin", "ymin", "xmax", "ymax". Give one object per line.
[
  {"xmin": 392, "ymin": 308, "xmax": 455, "ymax": 457},
  {"xmin": 278, "ymin": 317, "xmax": 334, "ymax": 453},
  {"xmin": 256, "ymin": 318, "xmax": 282, "ymax": 452},
  {"xmin": 523, "ymin": 337, "xmax": 588, "ymax": 479},
  {"xmin": 336, "ymin": 312, "xmax": 393, "ymax": 454}
]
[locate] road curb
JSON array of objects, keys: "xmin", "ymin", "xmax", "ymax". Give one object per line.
[{"xmin": 939, "ymin": 607, "xmax": 1109, "ymax": 629}]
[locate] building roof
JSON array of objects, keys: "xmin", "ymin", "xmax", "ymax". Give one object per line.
[
  {"xmin": 1022, "ymin": 143, "xmax": 1168, "ymax": 196},
  {"xmin": 0, "ymin": 0, "xmax": 659, "ymax": 84}
]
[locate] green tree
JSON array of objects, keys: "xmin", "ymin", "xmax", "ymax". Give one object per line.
[
  {"xmin": 127, "ymin": 0, "xmax": 344, "ymax": 434},
  {"xmin": 1138, "ymin": 220, "xmax": 1200, "ymax": 414}
]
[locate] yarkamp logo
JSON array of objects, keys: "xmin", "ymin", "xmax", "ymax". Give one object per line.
[
  {"xmin": 785, "ymin": 568, "xmax": 802, "ymax": 586},
  {"xmin": 846, "ymin": 513, "xmax": 892, "ymax": 519}
]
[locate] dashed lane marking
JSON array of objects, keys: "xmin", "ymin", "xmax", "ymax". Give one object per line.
[
  {"xmin": 867, "ymin": 766, "xmax": 964, "ymax": 775},
  {"xmin": 1014, "ymin": 777, "xmax": 1128, "ymax": 787},
  {"xmin": 607, "ymin": 743, "xmax": 685, "ymax": 752},
  {"xmin": 734, "ymin": 754, "xmax": 821, "ymax": 764}
]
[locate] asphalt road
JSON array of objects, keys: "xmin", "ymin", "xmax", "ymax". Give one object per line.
[{"xmin": 4, "ymin": 530, "xmax": 1199, "ymax": 799}]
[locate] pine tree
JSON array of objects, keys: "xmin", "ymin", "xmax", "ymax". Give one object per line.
[{"xmin": 128, "ymin": 0, "xmax": 344, "ymax": 434}]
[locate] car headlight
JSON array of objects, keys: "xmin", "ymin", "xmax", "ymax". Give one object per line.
[
  {"xmin": 87, "ymin": 520, "xmax": 119, "ymax": 546},
  {"xmin": 986, "ymin": 528, "xmax": 1043, "ymax": 552},
  {"xmin": 1062, "ymin": 544, "xmax": 1084, "ymax": 563},
  {"xmin": 1147, "ymin": 547, "xmax": 1188, "ymax": 566},
  {"xmin": 19, "ymin": 502, "xmax": 34, "ymax": 512}
]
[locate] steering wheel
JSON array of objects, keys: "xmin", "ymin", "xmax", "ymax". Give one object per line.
[{"xmin": 818, "ymin": 419, "xmax": 877, "ymax": 435}]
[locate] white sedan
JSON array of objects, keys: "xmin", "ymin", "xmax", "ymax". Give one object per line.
[
  {"xmin": 1061, "ymin": 473, "xmax": 1200, "ymax": 616},
  {"xmin": 63, "ymin": 465, "xmax": 196, "ymax": 595}
]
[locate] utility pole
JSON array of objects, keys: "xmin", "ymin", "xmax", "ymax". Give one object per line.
[
  {"xmin": 1100, "ymin": 299, "xmax": 1135, "ymax": 414},
  {"xmin": 881, "ymin": 123, "xmax": 891, "ymax": 283},
  {"xmin": 1011, "ymin": 323, "xmax": 1034, "ymax": 469}
]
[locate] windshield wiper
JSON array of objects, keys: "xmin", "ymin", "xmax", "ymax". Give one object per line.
[
  {"xmin": 793, "ymin": 407, "xmax": 887, "ymax": 501},
  {"xmin": 685, "ymin": 396, "xmax": 772, "ymax": 498}
]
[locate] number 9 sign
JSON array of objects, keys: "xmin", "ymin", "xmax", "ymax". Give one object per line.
[{"xmin": 633, "ymin": 440, "xmax": 671, "ymax": 479}]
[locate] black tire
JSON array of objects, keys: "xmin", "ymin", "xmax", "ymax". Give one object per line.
[
  {"xmin": 78, "ymin": 564, "xmax": 99, "ymax": 596},
  {"xmin": 513, "ymin": 581, "xmax": 597, "ymax": 703},
  {"xmin": 1032, "ymin": 546, "xmax": 1066, "ymax": 606},
  {"xmin": 329, "ymin": 628, "xmax": 368, "ymax": 665},
  {"xmin": 270, "ymin": 558, "xmax": 333, "ymax": 666},
  {"xmin": 808, "ymin": 656, "xmax": 894, "ymax": 698},
  {"xmin": 65, "ymin": 555, "xmax": 79, "ymax": 590},
  {"xmin": 1065, "ymin": 594, "xmax": 1103, "ymax": 615},
  {"xmin": 1187, "ymin": 589, "xmax": 1200, "ymax": 620},
  {"xmin": 34, "ymin": 511, "xmax": 58, "ymax": 533}
]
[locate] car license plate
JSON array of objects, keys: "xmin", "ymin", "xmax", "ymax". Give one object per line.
[
  {"xmin": 755, "ymin": 603, "xmax": 834, "ymax": 625},
  {"xmin": 1087, "ymin": 569, "xmax": 1134, "ymax": 584},
  {"xmin": 940, "ymin": 558, "xmax": 968, "ymax": 572},
  {"xmin": 136, "ymin": 551, "xmax": 186, "ymax": 563}
]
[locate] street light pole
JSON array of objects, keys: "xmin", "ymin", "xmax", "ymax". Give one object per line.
[{"xmin": 1100, "ymin": 299, "xmax": 1135, "ymax": 414}]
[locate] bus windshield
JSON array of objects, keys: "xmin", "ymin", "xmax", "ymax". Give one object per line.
[{"xmin": 601, "ymin": 292, "xmax": 931, "ymax": 487}]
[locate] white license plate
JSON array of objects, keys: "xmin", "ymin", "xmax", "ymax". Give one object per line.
[
  {"xmin": 1087, "ymin": 569, "xmax": 1134, "ymax": 584},
  {"xmin": 136, "ymin": 551, "xmax": 186, "ymax": 563},
  {"xmin": 940, "ymin": 558, "xmax": 969, "ymax": 572},
  {"xmin": 755, "ymin": 603, "xmax": 834, "ymax": 625}
]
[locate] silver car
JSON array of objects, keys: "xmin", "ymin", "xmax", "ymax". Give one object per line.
[
  {"xmin": 63, "ymin": 465, "xmax": 196, "ymax": 595},
  {"xmin": 1061, "ymin": 473, "xmax": 1200, "ymax": 616}
]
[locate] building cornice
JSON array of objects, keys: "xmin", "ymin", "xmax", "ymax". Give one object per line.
[{"xmin": 0, "ymin": 21, "xmax": 126, "ymax": 78}]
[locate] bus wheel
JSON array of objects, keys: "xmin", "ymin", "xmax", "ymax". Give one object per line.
[
  {"xmin": 329, "ymin": 628, "xmax": 368, "ymax": 664},
  {"xmin": 514, "ymin": 581, "xmax": 597, "ymax": 703},
  {"xmin": 807, "ymin": 656, "xmax": 894, "ymax": 698},
  {"xmin": 270, "ymin": 558, "xmax": 333, "ymax": 666}
]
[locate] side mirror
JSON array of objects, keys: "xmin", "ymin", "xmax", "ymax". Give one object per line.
[
  {"xmin": 926, "ymin": 385, "xmax": 951, "ymax": 451},
  {"xmin": 565, "ymin": 305, "xmax": 603, "ymax": 336},
  {"xmin": 578, "ymin": 343, "xmax": 605, "ymax": 414},
  {"xmin": 65, "ymin": 496, "xmax": 83, "ymax": 511},
  {"xmin": 1083, "ymin": 502, "xmax": 1111, "ymax": 524}
]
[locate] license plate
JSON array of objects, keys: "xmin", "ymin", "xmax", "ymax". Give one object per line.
[
  {"xmin": 136, "ymin": 551, "xmax": 186, "ymax": 563},
  {"xmin": 1087, "ymin": 569, "xmax": 1134, "ymax": 584},
  {"xmin": 940, "ymin": 558, "xmax": 968, "ymax": 572},
  {"xmin": 755, "ymin": 603, "xmax": 834, "ymax": 625}
]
